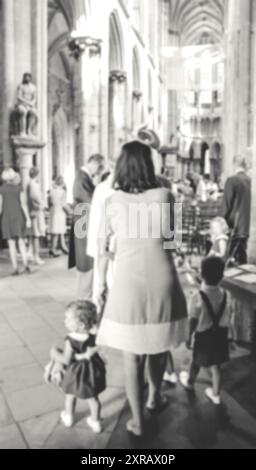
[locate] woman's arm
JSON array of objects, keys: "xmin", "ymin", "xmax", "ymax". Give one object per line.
[
  {"xmin": 96, "ymin": 198, "xmax": 114, "ymax": 305},
  {"xmin": 217, "ymin": 239, "xmax": 227, "ymax": 258},
  {"xmin": 20, "ymin": 191, "xmax": 31, "ymax": 227},
  {"xmin": 0, "ymin": 194, "xmax": 3, "ymax": 215},
  {"xmin": 51, "ymin": 340, "xmax": 73, "ymax": 366}
]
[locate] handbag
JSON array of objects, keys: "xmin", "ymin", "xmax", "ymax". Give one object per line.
[{"xmin": 88, "ymin": 353, "xmax": 106, "ymax": 395}]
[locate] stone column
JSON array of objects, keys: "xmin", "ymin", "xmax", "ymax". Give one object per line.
[
  {"xmin": 0, "ymin": 0, "xmax": 19, "ymax": 166},
  {"xmin": 75, "ymin": 38, "xmax": 102, "ymax": 166},
  {"xmin": 222, "ymin": 0, "xmax": 252, "ymax": 178},
  {"xmin": 31, "ymin": 0, "xmax": 48, "ymax": 198},
  {"xmin": 11, "ymin": 136, "xmax": 46, "ymax": 194},
  {"xmin": 132, "ymin": 90, "xmax": 143, "ymax": 132},
  {"xmin": 2, "ymin": 0, "xmax": 36, "ymax": 164},
  {"xmin": 248, "ymin": 1, "xmax": 256, "ymax": 263},
  {"xmin": 0, "ymin": 0, "xmax": 48, "ymax": 194},
  {"xmin": 108, "ymin": 71, "xmax": 127, "ymax": 160},
  {"xmin": 86, "ymin": 47, "xmax": 101, "ymax": 157}
]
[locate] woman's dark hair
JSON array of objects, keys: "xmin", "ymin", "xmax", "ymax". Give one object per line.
[
  {"xmin": 113, "ymin": 140, "xmax": 157, "ymax": 193},
  {"xmin": 201, "ymin": 256, "xmax": 225, "ymax": 286}
]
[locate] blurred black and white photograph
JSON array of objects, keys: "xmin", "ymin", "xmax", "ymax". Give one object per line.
[{"xmin": 0, "ymin": 0, "xmax": 256, "ymax": 452}]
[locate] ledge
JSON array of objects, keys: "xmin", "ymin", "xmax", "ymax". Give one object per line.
[{"xmin": 11, "ymin": 135, "xmax": 47, "ymax": 150}]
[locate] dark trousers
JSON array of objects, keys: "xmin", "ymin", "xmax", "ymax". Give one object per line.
[{"xmin": 229, "ymin": 237, "xmax": 248, "ymax": 265}]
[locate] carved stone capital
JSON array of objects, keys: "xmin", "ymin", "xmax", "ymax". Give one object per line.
[
  {"xmin": 11, "ymin": 135, "xmax": 46, "ymax": 150},
  {"xmin": 68, "ymin": 35, "xmax": 102, "ymax": 60},
  {"xmin": 109, "ymin": 70, "xmax": 127, "ymax": 84},
  {"xmin": 132, "ymin": 90, "xmax": 142, "ymax": 101}
]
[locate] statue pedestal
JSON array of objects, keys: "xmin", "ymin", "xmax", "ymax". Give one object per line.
[{"xmin": 11, "ymin": 135, "xmax": 46, "ymax": 190}]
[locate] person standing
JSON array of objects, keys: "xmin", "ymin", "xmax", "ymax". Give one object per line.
[
  {"xmin": 86, "ymin": 169, "xmax": 115, "ymax": 305},
  {"xmin": 220, "ymin": 154, "xmax": 251, "ymax": 265},
  {"xmin": 0, "ymin": 168, "xmax": 31, "ymax": 275},
  {"xmin": 68, "ymin": 154, "xmax": 105, "ymax": 300},
  {"xmin": 180, "ymin": 257, "xmax": 231, "ymax": 406},
  {"xmin": 96, "ymin": 141, "xmax": 188, "ymax": 436},
  {"xmin": 48, "ymin": 176, "xmax": 69, "ymax": 257},
  {"xmin": 27, "ymin": 167, "xmax": 46, "ymax": 266}
]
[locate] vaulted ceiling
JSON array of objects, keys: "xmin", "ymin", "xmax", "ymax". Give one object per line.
[
  {"xmin": 48, "ymin": 0, "xmax": 73, "ymax": 79},
  {"xmin": 169, "ymin": 0, "xmax": 225, "ymax": 45}
]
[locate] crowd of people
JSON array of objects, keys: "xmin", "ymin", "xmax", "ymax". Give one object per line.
[
  {"xmin": 0, "ymin": 167, "xmax": 70, "ymax": 274},
  {"xmin": 0, "ymin": 141, "xmax": 252, "ymax": 437}
]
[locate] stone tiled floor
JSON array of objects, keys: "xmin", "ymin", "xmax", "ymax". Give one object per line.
[{"xmin": 0, "ymin": 250, "xmax": 256, "ymax": 449}]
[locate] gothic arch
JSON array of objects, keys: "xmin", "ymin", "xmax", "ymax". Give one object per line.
[
  {"xmin": 200, "ymin": 141, "xmax": 210, "ymax": 174},
  {"xmin": 132, "ymin": 46, "xmax": 140, "ymax": 90},
  {"xmin": 148, "ymin": 70, "xmax": 153, "ymax": 108},
  {"xmin": 109, "ymin": 10, "xmax": 124, "ymax": 70}
]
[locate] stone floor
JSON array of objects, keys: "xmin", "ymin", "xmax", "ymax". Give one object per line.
[{"xmin": 0, "ymin": 250, "xmax": 256, "ymax": 449}]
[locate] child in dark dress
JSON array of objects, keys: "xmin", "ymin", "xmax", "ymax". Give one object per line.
[
  {"xmin": 179, "ymin": 257, "xmax": 231, "ymax": 405},
  {"xmin": 50, "ymin": 300, "xmax": 106, "ymax": 432}
]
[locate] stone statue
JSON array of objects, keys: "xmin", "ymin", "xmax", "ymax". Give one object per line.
[{"xmin": 13, "ymin": 73, "xmax": 38, "ymax": 137}]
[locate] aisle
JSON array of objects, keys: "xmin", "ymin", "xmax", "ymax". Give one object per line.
[{"xmin": 0, "ymin": 254, "xmax": 255, "ymax": 449}]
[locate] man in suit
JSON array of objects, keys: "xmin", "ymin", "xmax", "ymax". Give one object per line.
[
  {"xmin": 220, "ymin": 154, "xmax": 251, "ymax": 265},
  {"xmin": 69, "ymin": 154, "xmax": 105, "ymax": 300}
]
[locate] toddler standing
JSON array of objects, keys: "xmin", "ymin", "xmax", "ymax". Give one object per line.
[
  {"xmin": 49, "ymin": 300, "xmax": 106, "ymax": 432},
  {"xmin": 179, "ymin": 257, "xmax": 231, "ymax": 405}
]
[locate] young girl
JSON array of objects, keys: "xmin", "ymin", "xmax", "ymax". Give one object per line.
[
  {"xmin": 208, "ymin": 217, "xmax": 229, "ymax": 260},
  {"xmin": 49, "ymin": 300, "xmax": 106, "ymax": 433}
]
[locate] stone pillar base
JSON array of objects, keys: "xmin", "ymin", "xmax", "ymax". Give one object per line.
[{"xmin": 11, "ymin": 135, "xmax": 46, "ymax": 190}]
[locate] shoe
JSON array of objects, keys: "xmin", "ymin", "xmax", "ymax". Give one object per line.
[
  {"xmin": 60, "ymin": 411, "xmax": 74, "ymax": 428},
  {"xmin": 163, "ymin": 372, "xmax": 178, "ymax": 384},
  {"xmin": 146, "ymin": 395, "xmax": 169, "ymax": 414},
  {"xmin": 86, "ymin": 416, "xmax": 102, "ymax": 434},
  {"xmin": 25, "ymin": 264, "xmax": 35, "ymax": 274},
  {"xmin": 27, "ymin": 252, "xmax": 34, "ymax": 262},
  {"xmin": 126, "ymin": 420, "xmax": 143, "ymax": 437},
  {"xmin": 179, "ymin": 371, "xmax": 194, "ymax": 390},
  {"xmin": 35, "ymin": 257, "xmax": 45, "ymax": 266},
  {"xmin": 61, "ymin": 248, "xmax": 69, "ymax": 255},
  {"xmin": 205, "ymin": 387, "xmax": 221, "ymax": 405},
  {"xmin": 11, "ymin": 269, "xmax": 20, "ymax": 276},
  {"xmin": 49, "ymin": 250, "xmax": 60, "ymax": 258},
  {"xmin": 19, "ymin": 264, "xmax": 34, "ymax": 275}
]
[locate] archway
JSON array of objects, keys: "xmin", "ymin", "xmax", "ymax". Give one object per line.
[
  {"xmin": 148, "ymin": 70, "xmax": 154, "ymax": 128},
  {"xmin": 132, "ymin": 47, "xmax": 142, "ymax": 131},
  {"xmin": 108, "ymin": 11, "xmax": 126, "ymax": 159},
  {"xmin": 211, "ymin": 141, "xmax": 222, "ymax": 181},
  {"xmin": 200, "ymin": 141, "xmax": 210, "ymax": 175},
  {"xmin": 48, "ymin": 0, "xmax": 76, "ymax": 199},
  {"xmin": 109, "ymin": 11, "xmax": 124, "ymax": 70}
]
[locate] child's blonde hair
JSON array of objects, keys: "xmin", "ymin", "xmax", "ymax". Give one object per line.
[
  {"xmin": 210, "ymin": 217, "xmax": 229, "ymax": 235},
  {"xmin": 66, "ymin": 300, "xmax": 97, "ymax": 331}
]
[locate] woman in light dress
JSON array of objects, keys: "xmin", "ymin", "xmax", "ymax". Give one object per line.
[
  {"xmin": 48, "ymin": 176, "xmax": 69, "ymax": 256},
  {"xmin": 96, "ymin": 141, "xmax": 188, "ymax": 436}
]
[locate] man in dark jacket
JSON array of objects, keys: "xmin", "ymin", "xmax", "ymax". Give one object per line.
[
  {"xmin": 220, "ymin": 154, "xmax": 251, "ymax": 265},
  {"xmin": 69, "ymin": 154, "xmax": 105, "ymax": 299}
]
